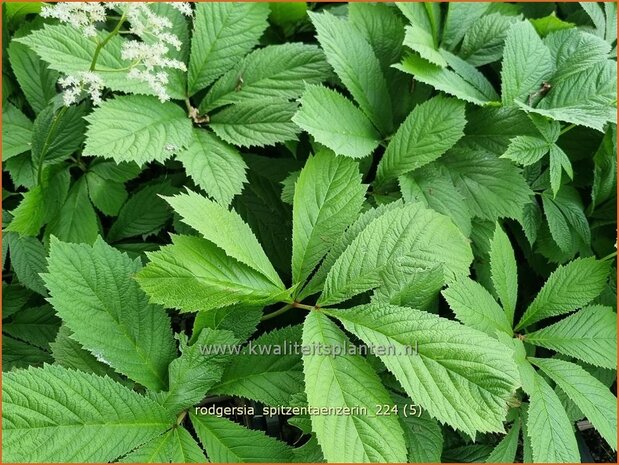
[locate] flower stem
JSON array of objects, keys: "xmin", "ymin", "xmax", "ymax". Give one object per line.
[{"xmin": 90, "ymin": 12, "xmax": 126, "ymax": 71}]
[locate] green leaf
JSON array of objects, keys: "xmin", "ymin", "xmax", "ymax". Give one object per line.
[
  {"xmin": 395, "ymin": 54, "xmax": 494, "ymax": 106},
  {"xmin": 591, "ymin": 127, "xmax": 616, "ymax": 211},
  {"xmin": 209, "ymin": 99, "xmax": 300, "ymax": 148},
  {"xmin": 580, "ymin": 1, "xmax": 606, "ymax": 38},
  {"xmin": 191, "ymin": 304, "xmax": 261, "ymax": 343},
  {"xmin": 86, "ymin": 172, "xmax": 127, "ymax": 217},
  {"xmin": 399, "ymin": 164, "xmax": 472, "ymax": 236},
  {"xmin": 376, "ymin": 96, "xmax": 466, "ymax": 187},
  {"xmin": 546, "ymin": 28, "xmax": 610, "ymax": 82},
  {"xmin": 200, "ymin": 43, "xmax": 330, "ymax": 112},
  {"xmin": 548, "ymin": 144, "xmax": 573, "ymax": 196},
  {"xmin": 531, "ymin": 357, "xmax": 617, "ymax": 450},
  {"xmin": 398, "ymin": 403, "xmax": 444, "ymax": 463},
  {"xmin": 3, "ymin": 365, "xmax": 175, "ymax": 462},
  {"xmin": 489, "ymin": 224, "xmax": 518, "ymax": 324},
  {"xmin": 302, "ymin": 311, "xmax": 407, "ymax": 462},
  {"xmin": 190, "ymin": 414, "xmax": 295, "ymax": 462},
  {"xmin": 2, "ymin": 104, "xmax": 32, "ymax": 160},
  {"xmin": 213, "ymin": 325, "xmax": 304, "ymax": 406},
  {"xmin": 531, "ymin": 13, "xmax": 574, "ymax": 37},
  {"xmin": 501, "ymin": 135, "xmax": 551, "ymax": 166},
  {"xmin": 3, "ymin": 305, "xmax": 59, "ymax": 350},
  {"xmin": 309, "ymin": 10, "xmax": 393, "ymax": 134},
  {"xmin": 188, "ymin": 2, "xmax": 269, "ymax": 95},
  {"xmin": 319, "ymin": 202, "xmax": 473, "ymax": 306},
  {"xmin": 154, "ymin": 329, "xmax": 237, "ymax": 414},
  {"xmin": 6, "ymin": 232, "xmax": 47, "ymax": 296},
  {"xmin": 42, "ymin": 237, "xmax": 177, "ymax": 391},
  {"xmin": 440, "ymin": 149, "xmax": 533, "ymax": 221},
  {"xmin": 442, "ymin": 278, "xmax": 512, "ymax": 337},
  {"xmin": 501, "ymin": 21, "xmax": 555, "ymax": 106},
  {"xmin": 166, "ymin": 190, "xmax": 284, "ymax": 288},
  {"xmin": 292, "ymin": 84, "xmax": 380, "ymax": 159},
  {"xmin": 516, "ymin": 257, "xmax": 610, "ymax": 330},
  {"xmin": 485, "ymin": 418, "xmax": 521, "ymax": 463},
  {"xmin": 136, "ymin": 235, "xmax": 286, "ymax": 313},
  {"xmin": 526, "ymin": 371, "xmax": 580, "ymax": 462},
  {"xmin": 292, "ymin": 151, "xmax": 366, "ymax": 285},
  {"xmin": 525, "ymin": 305, "xmax": 617, "ymax": 369},
  {"xmin": 461, "ymin": 13, "xmax": 520, "ymax": 67},
  {"xmin": 441, "ymin": 3, "xmax": 490, "ymax": 50},
  {"xmin": 177, "ymin": 129, "xmax": 247, "ymax": 206},
  {"xmin": 3, "ymin": 335, "xmax": 52, "ymax": 370},
  {"xmin": 403, "ymin": 24, "xmax": 446, "ymax": 67},
  {"xmin": 441, "ymin": 50, "xmax": 501, "ymax": 102},
  {"xmin": 120, "ymin": 427, "xmax": 207, "ymax": 463},
  {"xmin": 84, "ymin": 95, "xmax": 192, "ymax": 165},
  {"xmin": 325, "ymin": 303, "xmax": 520, "ymax": 438}
]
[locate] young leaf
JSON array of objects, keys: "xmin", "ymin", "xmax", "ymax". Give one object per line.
[
  {"xmin": 119, "ymin": 427, "xmax": 206, "ymax": 463},
  {"xmin": 324, "ymin": 303, "xmax": 520, "ymax": 438},
  {"xmin": 302, "ymin": 311, "xmax": 407, "ymax": 462},
  {"xmin": 84, "ymin": 95, "xmax": 193, "ymax": 165},
  {"xmin": 42, "ymin": 237, "xmax": 177, "ymax": 391},
  {"xmin": 292, "ymin": 84, "xmax": 380, "ymax": 159},
  {"xmin": 516, "ymin": 257, "xmax": 610, "ymax": 330},
  {"xmin": 531, "ymin": 357, "xmax": 617, "ymax": 450},
  {"xmin": 176, "ymin": 129, "xmax": 247, "ymax": 206},
  {"xmin": 489, "ymin": 224, "xmax": 518, "ymax": 324},
  {"xmin": 188, "ymin": 2, "xmax": 269, "ymax": 95},
  {"xmin": 525, "ymin": 305, "xmax": 617, "ymax": 369},
  {"xmin": 442, "ymin": 278, "xmax": 513, "ymax": 337},
  {"xmin": 292, "ymin": 151, "xmax": 367, "ymax": 285},
  {"xmin": 309, "ymin": 10, "xmax": 393, "ymax": 134},
  {"xmin": 319, "ymin": 202, "xmax": 473, "ymax": 306},
  {"xmin": 190, "ymin": 414, "xmax": 295, "ymax": 462},
  {"xmin": 166, "ymin": 190, "xmax": 284, "ymax": 288},
  {"xmin": 500, "ymin": 21, "xmax": 555, "ymax": 105},
  {"xmin": 3, "ymin": 365, "xmax": 175, "ymax": 462},
  {"xmin": 375, "ymin": 95, "xmax": 466, "ymax": 187}
]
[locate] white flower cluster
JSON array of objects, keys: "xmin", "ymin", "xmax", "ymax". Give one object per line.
[
  {"xmin": 40, "ymin": 2, "xmax": 108, "ymax": 37},
  {"xmin": 59, "ymin": 72, "xmax": 104, "ymax": 106}
]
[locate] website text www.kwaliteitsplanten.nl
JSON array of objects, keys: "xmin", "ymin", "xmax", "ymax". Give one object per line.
[{"xmin": 198, "ymin": 340, "xmax": 419, "ymax": 357}]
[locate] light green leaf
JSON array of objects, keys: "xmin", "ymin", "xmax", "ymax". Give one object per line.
[
  {"xmin": 442, "ymin": 3, "xmax": 491, "ymax": 50},
  {"xmin": 580, "ymin": 1, "xmax": 606, "ymax": 38},
  {"xmin": 395, "ymin": 54, "xmax": 494, "ymax": 106},
  {"xmin": 490, "ymin": 224, "xmax": 518, "ymax": 324},
  {"xmin": 531, "ymin": 13, "xmax": 574, "ymax": 38},
  {"xmin": 486, "ymin": 418, "xmax": 521, "ymax": 463},
  {"xmin": 191, "ymin": 304, "xmax": 261, "ymax": 343},
  {"xmin": 501, "ymin": 135, "xmax": 550, "ymax": 166},
  {"xmin": 209, "ymin": 99, "xmax": 300, "ymax": 148},
  {"xmin": 188, "ymin": 2, "xmax": 269, "ymax": 95},
  {"xmin": 531, "ymin": 357, "xmax": 617, "ymax": 450},
  {"xmin": 325, "ymin": 304, "xmax": 520, "ymax": 438},
  {"xmin": 403, "ymin": 24, "xmax": 446, "ymax": 67},
  {"xmin": 292, "ymin": 84, "xmax": 380, "ymax": 159},
  {"xmin": 398, "ymin": 402, "xmax": 444, "ymax": 463},
  {"xmin": 501, "ymin": 21, "xmax": 555, "ymax": 105},
  {"xmin": 302, "ymin": 311, "xmax": 407, "ymax": 462},
  {"xmin": 177, "ymin": 129, "xmax": 247, "ymax": 206},
  {"xmin": 292, "ymin": 151, "xmax": 366, "ymax": 285},
  {"xmin": 166, "ymin": 190, "xmax": 284, "ymax": 288},
  {"xmin": 309, "ymin": 10, "xmax": 393, "ymax": 134},
  {"xmin": 441, "ymin": 50, "xmax": 501, "ymax": 101},
  {"xmin": 525, "ymin": 305, "xmax": 617, "ymax": 369},
  {"xmin": 516, "ymin": 257, "xmax": 610, "ymax": 330},
  {"xmin": 442, "ymin": 278, "xmax": 512, "ymax": 336},
  {"xmin": 213, "ymin": 325, "xmax": 304, "ymax": 406},
  {"xmin": 319, "ymin": 202, "xmax": 473, "ymax": 306},
  {"xmin": 200, "ymin": 43, "xmax": 329, "ymax": 112},
  {"xmin": 461, "ymin": 13, "xmax": 520, "ymax": 67},
  {"xmin": 84, "ymin": 95, "xmax": 192, "ymax": 165},
  {"xmin": 42, "ymin": 237, "xmax": 177, "ymax": 391},
  {"xmin": 441, "ymin": 149, "xmax": 533, "ymax": 221},
  {"xmin": 376, "ymin": 95, "xmax": 466, "ymax": 187},
  {"xmin": 2, "ymin": 365, "xmax": 174, "ymax": 462},
  {"xmin": 120, "ymin": 427, "xmax": 206, "ymax": 463},
  {"xmin": 190, "ymin": 414, "xmax": 294, "ymax": 462},
  {"xmin": 545, "ymin": 29, "xmax": 610, "ymax": 82},
  {"xmin": 526, "ymin": 371, "xmax": 582, "ymax": 462},
  {"xmin": 2, "ymin": 104, "xmax": 32, "ymax": 160}
]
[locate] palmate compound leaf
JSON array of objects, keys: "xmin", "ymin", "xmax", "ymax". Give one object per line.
[
  {"xmin": 42, "ymin": 237, "xmax": 176, "ymax": 391},
  {"xmin": 375, "ymin": 95, "xmax": 466, "ymax": 189},
  {"xmin": 83, "ymin": 95, "xmax": 193, "ymax": 165},
  {"xmin": 525, "ymin": 305, "xmax": 617, "ymax": 369},
  {"xmin": 190, "ymin": 413, "xmax": 295, "ymax": 463},
  {"xmin": 119, "ymin": 427, "xmax": 206, "ymax": 463},
  {"xmin": 531, "ymin": 357, "xmax": 617, "ymax": 450},
  {"xmin": 292, "ymin": 150, "xmax": 367, "ymax": 286},
  {"xmin": 135, "ymin": 235, "xmax": 289, "ymax": 313},
  {"xmin": 292, "ymin": 84, "xmax": 381, "ymax": 159},
  {"xmin": 318, "ymin": 201, "xmax": 473, "ymax": 306},
  {"xmin": 516, "ymin": 257, "xmax": 611, "ymax": 330},
  {"xmin": 212, "ymin": 325, "xmax": 304, "ymax": 406},
  {"xmin": 323, "ymin": 303, "xmax": 520, "ymax": 438},
  {"xmin": 165, "ymin": 190, "xmax": 284, "ymax": 289},
  {"xmin": 2, "ymin": 365, "xmax": 175, "ymax": 463},
  {"xmin": 302, "ymin": 311, "xmax": 408, "ymax": 462}
]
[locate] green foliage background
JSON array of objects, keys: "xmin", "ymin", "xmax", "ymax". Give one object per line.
[{"xmin": 1, "ymin": 2, "xmax": 617, "ymax": 463}]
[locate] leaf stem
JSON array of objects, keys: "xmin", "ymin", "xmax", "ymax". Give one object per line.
[
  {"xmin": 559, "ymin": 123, "xmax": 576, "ymax": 135},
  {"xmin": 90, "ymin": 12, "xmax": 126, "ymax": 72},
  {"xmin": 601, "ymin": 251, "xmax": 617, "ymax": 262},
  {"xmin": 261, "ymin": 303, "xmax": 293, "ymax": 321}
]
